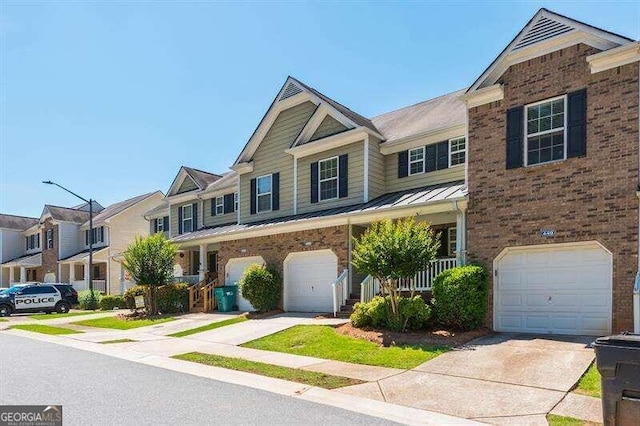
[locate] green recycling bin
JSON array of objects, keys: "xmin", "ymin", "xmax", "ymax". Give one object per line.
[{"xmin": 215, "ymin": 286, "xmax": 238, "ymax": 312}]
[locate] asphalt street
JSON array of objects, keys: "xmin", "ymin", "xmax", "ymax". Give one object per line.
[{"xmin": 0, "ymin": 333, "xmax": 397, "ymax": 425}]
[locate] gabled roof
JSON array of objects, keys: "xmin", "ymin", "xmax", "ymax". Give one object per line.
[
  {"xmin": 0, "ymin": 214, "xmax": 39, "ymax": 231},
  {"xmin": 42, "ymin": 205, "xmax": 92, "ymax": 224},
  {"xmin": 71, "ymin": 201, "xmax": 105, "ymax": 212},
  {"xmin": 144, "ymin": 201, "xmax": 170, "ymax": 218},
  {"xmin": 234, "ymin": 76, "xmax": 381, "ymax": 165},
  {"xmin": 166, "ymin": 166, "xmax": 223, "ymax": 197},
  {"xmin": 202, "ymin": 171, "xmax": 238, "ymax": 195},
  {"xmin": 372, "ymin": 89, "xmax": 467, "ymax": 144},
  {"xmin": 81, "ymin": 191, "xmax": 162, "ymax": 227},
  {"xmin": 468, "ymin": 8, "xmax": 634, "ymax": 92}
]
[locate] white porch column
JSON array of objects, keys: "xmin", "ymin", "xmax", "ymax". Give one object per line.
[
  {"xmin": 69, "ymin": 263, "xmax": 75, "ymax": 282},
  {"xmin": 456, "ymin": 206, "xmax": 467, "ymax": 265},
  {"xmin": 9, "ymin": 267, "xmax": 15, "ymax": 284},
  {"xmin": 199, "ymin": 244, "xmax": 207, "ymax": 280},
  {"xmin": 84, "ymin": 262, "xmax": 89, "ymax": 287},
  {"xmin": 19, "ymin": 266, "xmax": 27, "ymax": 283}
]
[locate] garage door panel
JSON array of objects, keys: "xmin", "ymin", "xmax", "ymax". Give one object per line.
[
  {"xmin": 496, "ymin": 243, "xmax": 612, "ymax": 336},
  {"xmin": 285, "ymin": 250, "xmax": 337, "ymax": 312}
]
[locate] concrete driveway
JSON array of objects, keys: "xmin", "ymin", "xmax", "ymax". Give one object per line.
[{"xmin": 338, "ymin": 333, "xmax": 596, "ymax": 424}]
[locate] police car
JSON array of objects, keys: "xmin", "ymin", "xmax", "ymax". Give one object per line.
[{"xmin": 0, "ymin": 283, "xmax": 77, "ymax": 316}]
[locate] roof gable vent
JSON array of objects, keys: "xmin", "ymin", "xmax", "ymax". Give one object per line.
[
  {"xmin": 278, "ymin": 82, "xmax": 303, "ymax": 101},
  {"xmin": 513, "ymin": 16, "xmax": 574, "ymax": 50}
]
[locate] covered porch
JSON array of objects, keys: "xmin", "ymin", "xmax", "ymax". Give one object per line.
[
  {"xmin": 59, "ymin": 248, "xmax": 109, "ymax": 293},
  {"xmin": 0, "ymin": 253, "xmax": 42, "ymax": 287},
  {"xmin": 173, "ymin": 242, "xmax": 222, "ymax": 312}
]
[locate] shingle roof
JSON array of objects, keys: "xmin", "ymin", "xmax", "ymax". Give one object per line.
[
  {"xmin": 203, "ymin": 170, "xmax": 238, "ymax": 193},
  {"xmin": 83, "ymin": 191, "xmax": 161, "ymax": 226},
  {"xmin": 293, "ymin": 78, "xmax": 380, "ymax": 135},
  {"xmin": 144, "ymin": 201, "xmax": 169, "ymax": 218},
  {"xmin": 0, "ymin": 214, "xmax": 39, "ymax": 231},
  {"xmin": 59, "ymin": 247, "xmax": 109, "ymax": 262},
  {"xmin": 183, "ymin": 167, "xmax": 223, "ymax": 189},
  {"xmin": 371, "ymin": 89, "xmax": 467, "ymax": 143},
  {"xmin": 172, "ymin": 181, "xmax": 465, "ymax": 243},
  {"xmin": 1, "ymin": 252, "xmax": 42, "ymax": 266},
  {"xmin": 44, "ymin": 206, "xmax": 92, "ymax": 224}
]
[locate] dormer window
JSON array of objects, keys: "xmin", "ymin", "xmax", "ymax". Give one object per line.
[{"xmin": 256, "ymin": 175, "xmax": 273, "ymax": 213}]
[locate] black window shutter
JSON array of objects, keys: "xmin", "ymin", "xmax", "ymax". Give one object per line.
[
  {"xmin": 250, "ymin": 179, "xmax": 257, "ymax": 214},
  {"xmin": 339, "ymin": 154, "xmax": 348, "ymax": 198},
  {"xmin": 567, "ymin": 89, "xmax": 587, "ymax": 158},
  {"xmin": 211, "ymin": 199, "xmax": 216, "ymax": 216},
  {"xmin": 153, "ymin": 218, "xmax": 158, "ymax": 233},
  {"xmin": 310, "ymin": 162, "xmax": 319, "ymax": 203},
  {"xmin": 272, "ymin": 172, "xmax": 280, "ymax": 211},
  {"xmin": 25, "ymin": 237, "xmax": 28, "ymax": 250},
  {"xmin": 425, "ymin": 144, "xmax": 437, "ymax": 172},
  {"xmin": 436, "ymin": 141, "xmax": 449, "ymax": 170},
  {"xmin": 163, "ymin": 216, "xmax": 169, "ymax": 232},
  {"xmin": 85, "ymin": 230, "xmax": 89, "ymax": 245},
  {"xmin": 178, "ymin": 206, "xmax": 183, "ymax": 234},
  {"xmin": 192, "ymin": 203, "xmax": 198, "ymax": 231},
  {"xmin": 224, "ymin": 193, "xmax": 234, "ymax": 214},
  {"xmin": 100, "ymin": 227, "xmax": 104, "ymax": 242},
  {"xmin": 506, "ymin": 106, "xmax": 524, "ymax": 169},
  {"xmin": 398, "ymin": 151, "xmax": 409, "ymax": 178},
  {"xmin": 37, "ymin": 233, "xmax": 40, "ymax": 248}
]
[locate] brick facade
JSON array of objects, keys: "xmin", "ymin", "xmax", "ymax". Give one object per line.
[
  {"xmin": 467, "ymin": 44, "xmax": 640, "ymax": 332},
  {"xmin": 41, "ymin": 219, "xmax": 59, "ymax": 281},
  {"xmin": 216, "ymin": 226, "xmax": 350, "ymax": 298}
]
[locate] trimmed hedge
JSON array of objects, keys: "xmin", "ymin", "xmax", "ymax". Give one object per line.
[
  {"xmin": 239, "ymin": 264, "xmax": 281, "ymax": 312},
  {"xmin": 99, "ymin": 295, "xmax": 125, "ymax": 311},
  {"xmin": 123, "ymin": 285, "xmax": 146, "ymax": 309},
  {"xmin": 78, "ymin": 290, "xmax": 102, "ymax": 310},
  {"xmin": 350, "ymin": 295, "xmax": 431, "ymax": 331},
  {"xmin": 123, "ymin": 283, "xmax": 189, "ymax": 314},
  {"xmin": 431, "ymin": 265, "xmax": 488, "ymax": 330}
]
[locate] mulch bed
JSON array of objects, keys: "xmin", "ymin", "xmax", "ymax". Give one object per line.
[
  {"xmin": 335, "ymin": 322, "xmax": 491, "ymax": 348},
  {"xmin": 246, "ymin": 309, "xmax": 283, "ymax": 320}
]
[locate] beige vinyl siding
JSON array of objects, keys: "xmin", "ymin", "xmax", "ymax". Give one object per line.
[
  {"xmin": 297, "ymin": 141, "xmax": 364, "ymax": 214},
  {"xmin": 177, "ymin": 177, "xmax": 197, "ymax": 194},
  {"xmin": 385, "ymin": 150, "xmax": 465, "ymax": 193},
  {"xmin": 309, "ymin": 116, "xmax": 348, "ymax": 142},
  {"xmin": 240, "ymin": 101, "xmax": 316, "ymax": 223},
  {"xmin": 203, "ymin": 194, "xmax": 237, "ymax": 227},
  {"xmin": 368, "ymin": 136, "xmax": 386, "ymax": 200},
  {"xmin": 170, "ymin": 201, "xmax": 198, "ymax": 237}
]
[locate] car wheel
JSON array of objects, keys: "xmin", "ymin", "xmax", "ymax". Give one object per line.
[
  {"xmin": 0, "ymin": 305, "xmax": 11, "ymax": 317},
  {"xmin": 55, "ymin": 302, "xmax": 70, "ymax": 314}
]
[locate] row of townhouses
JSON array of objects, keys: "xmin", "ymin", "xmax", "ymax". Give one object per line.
[
  {"xmin": 2, "ymin": 9, "xmax": 638, "ymax": 337},
  {"xmin": 0, "ymin": 193, "xmax": 164, "ymax": 294}
]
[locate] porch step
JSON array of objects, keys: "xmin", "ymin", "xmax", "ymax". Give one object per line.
[{"xmin": 344, "ymin": 298, "xmax": 359, "ymax": 306}]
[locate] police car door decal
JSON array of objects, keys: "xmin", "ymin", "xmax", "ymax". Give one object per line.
[{"xmin": 14, "ymin": 288, "xmax": 60, "ymax": 310}]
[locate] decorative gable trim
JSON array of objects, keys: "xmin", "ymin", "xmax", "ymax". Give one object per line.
[
  {"xmin": 285, "ymin": 127, "xmax": 374, "ymax": 159},
  {"xmin": 234, "ymin": 77, "xmax": 370, "ymax": 165},
  {"xmin": 167, "ymin": 167, "xmax": 200, "ymax": 197},
  {"xmin": 290, "ymin": 104, "xmax": 354, "ymax": 148},
  {"xmin": 460, "ymin": 84, "xmax": 504, "ymax": 109},
  {"xmin": 587, "ymin": 41, "xmax": 640, "ymax": 74},
  {"xmin": 468, "ymin": 8, "xmax": 632, "ymax": 92}
]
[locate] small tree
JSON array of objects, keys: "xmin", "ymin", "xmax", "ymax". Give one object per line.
[
  {"xmin": 351, "ymin": 218, "xmax": 440, "ymax": 321},
  {"xmin": 121, "ymin": 233, "xmax": 177, "ymax": 315}
]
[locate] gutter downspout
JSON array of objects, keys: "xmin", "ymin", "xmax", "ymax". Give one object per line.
[
  {"xmin": 634, "ymin": 272, "xmax": 639, "ymax": 334},
  {"xmin": 453, "ymin": 200, "xmax": 467, "ymax": 266}
]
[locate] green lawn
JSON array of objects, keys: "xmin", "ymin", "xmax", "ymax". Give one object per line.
[
  {"xmin": 73, "ymin": 316, "xmax": 175, "ymax": 330},
  {"xmin": 173, "ymin": 352, "xmax": 362, "ymax": 389},
  {"xmin": 100, "ymin": 338, "xmax": 137, "ymax": 344},
  {"xmin": 10, "ymin": 324, "xmax": 82, "ymax": 335},
  {"xmin": 0, "ymin": 318, "xmax": 7, "ymax": 322},
  {"xmin": 574, "ymin": 362, "xmax": 601, "ymax": 398},
  {"xmin": 169, "ymin": 317, "xmax": 247, "ymax": 338},
  {"xmin": 547, "ymin": 414, "xmax": 596, "ymax": 426},
  {"xmin": 29, "ymin": 311, "xmax": 103, "ymax": 320},
  {"xmin": 242, "ymin": 325, "xmax": 449, "ymax": 369}
]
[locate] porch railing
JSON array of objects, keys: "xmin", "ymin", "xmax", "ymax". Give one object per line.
[
  {"xmin": 173, "ymin": 275, "xmax": 200, "ymax": 285},
  {"xmin": 331, "ymin": 269, "xmax": 349, "ymax": 317},
  {"xmin": 188, "ymin": 278, "xmax": 217, "ymax": 312},
  {"xmin": 360, "ymin": 258, "xmax": 458, "ymax": 303},
  {"xmin": 71, "ymin": 279, "xmax": 107, "ymax": 293}
]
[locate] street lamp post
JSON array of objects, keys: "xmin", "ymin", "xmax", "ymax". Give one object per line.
[{"xmin": 43, "ymin": 181, "xmax": 94, "ymax": 298}]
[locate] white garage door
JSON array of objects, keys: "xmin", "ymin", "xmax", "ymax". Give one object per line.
[
  {"xmin": 284, "ymin": 250, "xmax": 337, "ymax": 312},
  {"xmin": 225, "ymin": 256, "xmax": 265, "ymax": 312},
  {"xmin": 495, "ymin": 242, "xmax": 612, "ymax": 336}
]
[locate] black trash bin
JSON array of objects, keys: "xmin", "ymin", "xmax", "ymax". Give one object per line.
[{"xmin": 593, "ymin": 333, "xmax": 640, "ymax": 426}]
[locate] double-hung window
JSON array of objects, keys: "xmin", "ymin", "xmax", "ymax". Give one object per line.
[
  {"xmin": 234, "ymin": 192, "xmax": 238, "ymax": 212},
  {"xmin": 156, "ymin": 218, "xmax": 164, "ymax": 233},
  {"xmin": 319, "ymin": 157, "xmax": 339, "ymax": 201},
  {"xmin": 181, "ymin": 204, "xmax": 193, "ymax": 233},
  {"xmin": 215, "ymin": 196, "xmax": 224, "ymax": 215},
  {"xmin": 256, "ymin": 175, "xmax": 272, "ymax": 213},
  {"xmin": 525, "ymin": 96, "xmax": 566, "ymax": 166},
  {"xmin": 46, "ymin": 229, "xmax": 54, "ymax": 249},
  {"xmin": 409, "ymin": 147, "xmax": 425, "ymax": 175},
  {"xmin": 449, "ymin": 137, "xmax": 466, "ymax": 166},
  {"xmin": 448, "ymin": 227, "xmax": 457, "ymax": 257}
]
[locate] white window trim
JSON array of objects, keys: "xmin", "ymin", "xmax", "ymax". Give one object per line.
[
  {"xmin": 215, "ymin": 196, "xmax": 224, "ymax": 215},
  {"xmin": 524, "ymin": 95, "xmax": 568, "ymax": 167},
  {"xmin": 318, "ymin": 156, "xmax": 340, "ymax": 202},
  {"xmin": 156, "ymin": 218, "xmax": 164, "ymax": 233},
  {"xmin": 448, "ymin": 136, "xmax": 466, "ymax": 168},
  {"xmin": 256, "ymin": 174, "xmax": 273, "ymax": 214},
  {"xmin": 408, "ymin": 147, "xmax": 425, "ymax": 176},
  {"xmin": 181, "ymin": 204, "xmax": 193, "ymax": 233},
  {"xmin": 448, "ymin": 227, "xmax": 457, "ymax": 257}
]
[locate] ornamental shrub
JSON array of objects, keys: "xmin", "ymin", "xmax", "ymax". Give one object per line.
[
  {"xmin": 350, "ymin": 295, "xmax": 431, "ymax": 332},
  {"xmin": 156, "ymin": 282, "xmax": 189, "ymax": 314},
  {"xmin": 99, "ymin": 295, "xmax": 125, "ymax": 311},
  {"xmin": 431, "ymin": 265, "xmax": 489, "ymax": 330},
  {"xmin": 78, "ymin": 289, "xmax": 102, "ymax": 310},
  {"xmin": 239, "ymin": 264, "xmax": 281, "ymax": 312},
  {"xmin": 123, "ymin": 285, "xmax": 147, "ymax": 309}
]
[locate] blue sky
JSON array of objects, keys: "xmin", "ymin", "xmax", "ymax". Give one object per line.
[{"xmin": 1, "ymin": 1, "xmax": 639, "ymax": 218}]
